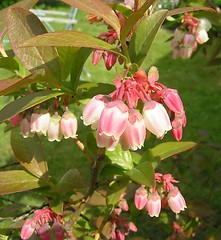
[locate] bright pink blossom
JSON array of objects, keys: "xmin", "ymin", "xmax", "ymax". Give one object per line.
[
  {"xmin": 143, "ymin": 100, "xmax": 172, "ymax": 138},
  {"xmin": 82, "ymin": 94, "xmax": 107, "ymax": 130},
  {"xmin": 20, "ymin": 219, "xmax": 36, "ymax": 239},
  {"xmin": 60, "ymin": 110, "xmax": 78, "ymax": 139},
  {"xmin": 134, "ymin": 186, "xmax": 147, "ymax": 210},
  {"xmin": 120, "ymin": 109, "xmax": 146, "ymax": 151},
  {"xmin": 52, "ymin": 222, "xmax": 65, "ymax": 240},
  {"xmin": 167, "ymin": 187, "xmax": 187, "ymax": 214},
  {"xmin": 97, "ymin": 100, "xmax": 129, "ymax": 151},
  {"xmin": 146, "ymin": 191, "xmax": 161, "ymax": 217}
]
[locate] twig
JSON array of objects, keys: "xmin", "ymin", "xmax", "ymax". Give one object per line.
[
  {"xmin": 0, "ymin": 162, "xmax": 20, "ymax": 170},
  {"xmin": 73, "ymin": 137, "xmax": 93, "ymax": 165}
]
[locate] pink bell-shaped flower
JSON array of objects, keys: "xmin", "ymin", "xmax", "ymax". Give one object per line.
[
  {"xmin": 21, "ymin": 219, "xmax": 36, "ymax": 240},
  {"xmin": 20, "ymin": 117, "xmax": 33, "ymax": 138},
  {"xmin": 82, "ymin": 94, "xmax": 107, "ymax": 130},
  {"xmin": 146, "ymin": 191, "xmax": 161, "ymax": 217},
  {"xmin": 167, "ymin": 187, "xmax": 187, "ymax": 214},
  {"xmin": 120, "ymin": 109, "xmax": 146, "ymax": 151},
  {"xmin": 179, "ymin": 47, "xmax": 193, "ymax": 59},
  {"xmin": 47, "ymin": 114, "xmax": 62, "ymax": 142},
  {"xmin": 174, "ymin": 28, "xmax": 185, "ymax": 41},
  {"xmin": 198, "ymin": 18, "xmax": 211, "ymax": 31},
  {"xmin": 11, "ymin": 114, "xmax": 21, "ymax": 127},
  {"xmin": 196, "ymin": 29, "xmax": 209, "ymax": 44},
  {"xmin": 97, "ymin": 100, "xmax": 129, "ymax": 151},
  {"xmin": 161, "ymin": 88, "xmax": 184, "ymax": 114},
  {"xmin": 37, "ymin": 224, "xmax": 51, "ymax": 240},
  {"xmin": 143, "ymin": 100, "xmax": 172, "ymax": 138},
  {"xmin": 92, "ymin": 49, "xmax": 103, "ymax": 65},
  {"xmin": 52, "ymin": 222, "xmax": 65, "ymax": 240},
  {"xmin": 134, "ymin": 186, "xmax": 147, "ymax": 210},
  {"xmin": 182, "ymin": 33, "xmax": 196, "ymax": 48},
  {"xmin": 60, "ymin": 110, "xmax": 78, "ymax": 139},
  {"xmin": 30, "ymin": 111, "xmax": 50, "ymax": 136}
]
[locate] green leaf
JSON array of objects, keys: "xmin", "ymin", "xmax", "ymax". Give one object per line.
[
  {"xmin": 207, "ymin": 37, "xmax": 221, "ymax": 65},
  {"xmin": 6, "ymin": 7, "xmax": 61, "ymax": 86},
  {"xmin": 51, "ymin": 169, "xmax": 87, "ymax": 193},
  {"xmin": 126, "ymin": 161, "xmax": 154, "ymax": 187},
  {"xmin": 167, "ymin": 6, "xmax": 215, "ymax": 17},
  {"xmin": 10, "ymin": 128, "xmax": 49, "ymax": 181},
  {"xmin": 21, "ymin": 31, "xmax": 124, "ymax": 58},
  {"xmin": 147, "ymin": 141, "xmax": 197, "ymax": 161},
  {"xmin": 105, "ymin": 145, "xmax": 134, "ymax": 170},
  {"xmin": 129, "ymin": 10, "xmax": 168, "ymax": 66},
  {"xmin": 0, "ymin": 72, "xmax": 44, "ymax": 96},
  {"xmin": 60, "ymin": 0, "xmax": 121, "ymax": 36},
  {"xmin": 120, "ymin": 0, "xmax": 156, "ymax": 44},
  {"xmin": 57, "ymin": 47, "xmax": 92, "ymax": 90},
  {"xmin": 0, "ymin": 170, "xmax": 47, "ymax": 195},
  {"xmin": 0, "ymin": 58, "xmax": 19, "ymax": 72},
  {"xmin": 0, "ymin": 0, "xmax": 38, "ymax": 39},
  {"xmin": 0, "ymin": 90, "xmax": 64, "ymax": 123},
  {"xmin": 109, "ymin": 3, "xmax": 133, "ymax": 19},
  {"xmin": 0, "ymin": 203, "xmax": 26, "ymax": 218},
  {"xmin": 50, "ymin": 199, "xmax": 63, "ymax": 215}
]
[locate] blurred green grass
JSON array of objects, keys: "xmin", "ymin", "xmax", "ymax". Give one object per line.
[{"xmin": 0, "ymin": 4, "xmax": 221, "ymax": 239}]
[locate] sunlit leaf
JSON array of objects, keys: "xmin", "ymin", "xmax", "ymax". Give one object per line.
[
  {"xmin": 0, "ymin": 170, "xmax": 47, "ymax": 195},
  {"xmin": 105, "ymin": 145, "xmax": 134, "ymax": 170},
  {"xmin": 21, "ymin": 31, "xmax": 124, "ymax": 58},
  {"xmin": 0, "ymin": 58, "xmax": 19, "ymax": 72},
  {"xmin": 0, "ymin": 0, "xmax": 38, "ymax": 39},
  {"xmin": 11, "ymin": 128, "xmax": 49, "ymax": 181},
  {"xmin": 129, "ymin": 10, "xmax": 168, "ymax": 66},
  {"xmin": 0, "ymin": 72, "xmax": 43, "ymax": 96},
  {"xmin": 60, "ymin": 0, "xmax": 121, "ymax": 36},
  {"xmin": 7, "ymin": 7, "xmax": 61, "ymax": 86},
  {"xmin": 167, "ymin": 6, "xmax": 215, "ymax": 17},
  {"xmin": 126, "ymin": 161, "xmax": 154, "ymax": 187},
  {"xmin": 0, "ymin": 90, "xmax": 64, "ymax": 123},
  {"xmin": 109, "ymin": 3, "xmax": 133, "ymax": 19}
]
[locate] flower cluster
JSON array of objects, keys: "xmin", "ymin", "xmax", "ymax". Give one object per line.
[
  {"xmin": 20, "ymin": 207, "xmax": 65, "ymax": 240},
  {"xmin": 92, "ymin": 13, "xmax": 125, "ymax": 70},
  {"xmin": 109, "ymin": 194, "xmax": 137, "ymax": 240},
  {"xmin": 82, "ymin": 66, "xmax": 186, "ymax": 151},
  {"xmin": 11, "ymin": 106, "xmax": 78, "ymax": 141},
  {"xmin": 171, "ymin": 13, "xmax": 212, "ymax": 59},
  {"xmin": 134, "ymin": 173, "xmax": 187, "ymax": 217}
]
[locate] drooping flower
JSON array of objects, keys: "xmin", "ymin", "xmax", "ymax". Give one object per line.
[
  {"xmin": 134, "ymin": 186, "xmax": 147, "ymax": 210},
  {"xmin": 167, "ymin": 187, "xmax": 187, "ymax": 214},
  {"xmin": 20, "ymin": 219, "xmax": 36, "ymax": 240},
  {"xmin": 47, "ymin": 114, "xmax": 62, "ymax": 142},
  {"xmin": 30, "ymin": 110, "xmax": 50, "ymax": 136},
  {"xmin": 60, "ymin": 109, "xmax": 78, "ymax": 139},
  {"xmin": 146, "ymin": 191, "xmax": 161, "ymax": 217},
  {"xmin": 20, "ymin": 117, "xmax": 34, "ymax": 138},
  {"xmin": 143, "ymin": 100, "xmax": 172, "ymax": 138}
]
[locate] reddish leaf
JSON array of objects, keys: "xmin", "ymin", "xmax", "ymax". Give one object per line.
[{"xmin": 60, "ymin": 0, "xmax": 121, "ymax": 36}]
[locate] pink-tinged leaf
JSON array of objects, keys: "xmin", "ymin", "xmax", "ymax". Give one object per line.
[
  {"xmin": 11, "ymin": 128, "xmax": 49, "ymax": 181},
  {"xmin": 167, "ymin": 6, "xmax": 215, "ymax": 17},
  {"xmin": 0, "ymin": 90, "xmax": 64, "ymax": 123},
  {"xmin": 0, "ymin": 0, "xmax": 38, "ymax": 39},
  {"xmin": 21, "ymin": 31, "xmax": 124, "ymax": 58},
  {"xmin": 60, "ymin": 0, "xmax": 121, "ymax": 36},
  {"xmin": 0, "ymin": 72, "xmax": 43, "ymax": 96},
  {"xmin": 0, "ymin": 170, "xmax": 47, "ymax": 195},
  {"xmin": 129, "ymin": 10, "xmax": 168, "ymax": 66},
  {"xmin": 6, "ymin": 7, "xmax": 61, "ymax": 86},
  {"xmin": 120, "ymin": 0, "xmax": 156, "ymax": 44}
]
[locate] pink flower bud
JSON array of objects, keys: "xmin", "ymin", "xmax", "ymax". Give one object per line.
[
  {"xmin": 174, "ymin": 28, "xmax": 184, "ymax": 41},
  {"xmin": 20, "ymin": 117, "xmax": 33, "ymax": 138},
  {"xmin": 82, "ymin": 94, "xmax": 107, "ymax": 130},
  {"xmin": 97, "ymin": 100, "xmax": 129, "ymax": 151},
  {"xmin": 167, "ymin": 187, "xmax": 187, "ymax": 214},
  {"xmin": 143, "ymin": 100, "xmax": 172, "ymax": 138},
  {"xmin": 52, "ymin": 222, "xmax": 65, "ymax": 240},
  {"xmin": 21, "ymin": 219, "xmax": 36, "ymax": 240},
  {"xmin": 30, "ymin": 111, "xmax": 50, "ymax": 136},
  {"xmin": 196, "ymin": 29, "xmax": 209, "ymax": 44},
  {"xmin": 11, "ymin": 114, "xmax": 21, "ymax": 127},
  {"xmin": 148, "ymin": 66, "xmax": 159, "ymax": 86},
  {"xmin": 182, "ymin": 33, "xmax": 196, "ymax": 48},
  {"xmin": 37, "ymin": 224, "xmax": 51, "ymax": 240},
  {"xmin": 60, "ymin": 110, "xmax": 77, "ymax": 139},
  {"xmin": 47, "ymin": 114, "xmax": 62, "ymax": 142},
  {"xmin": 134, "ymin": 186, "xmax": 147, "ymax": 210},
  {"xmin": 179, "ymin": 47, "xmax": 193, "ymax": 59},
  {"xmin": 119, "ymin": 198, "xmax": 129, "ymax": 212},
  {"xmin": 128, "ymin": 222, "xmax": 137, "ymax": 232},
  {"xmin": 120, "ymin": 109, "xmax": 146, "ymax": 151},
  {"xmin": 146, "ymin": 191, "xmax": 161, "ymax": 217},
  {"xmin": 103, "ymin": 51, "xmax": 118, "ymax": 70},
  {"xmin": 161, "ymin": 88, "xmax": 184, "ymax": 113},
  {"xmin": 92, "ymin": 49, "xmax": 103, "ymax": 65}
]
